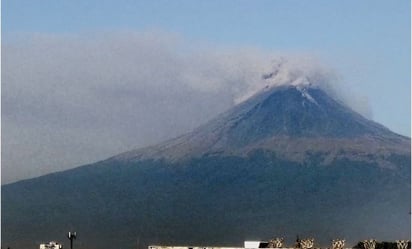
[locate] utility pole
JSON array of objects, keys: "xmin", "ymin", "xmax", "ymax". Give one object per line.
[{"xmin": 68, "ymin": 232, "xmax": 77, "ymax": 249}]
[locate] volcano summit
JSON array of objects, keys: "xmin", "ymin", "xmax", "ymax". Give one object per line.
[
  {"xmin": 2, "ymin": 84, "xmax": 410, "ymax": 249},
  {"xmin": 115, "ymin": 84, "xmax": 409, "ymax": 168}
]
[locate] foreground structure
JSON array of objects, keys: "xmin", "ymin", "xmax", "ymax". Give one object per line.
[
  {"xmin": 149, "ymin": 239, "xmax": 411, "ymax": 249},
  {"xmin": 39, "ymin": 241, "xmax": 62, "ymax": 249},
  {"xmin": 149, "ymin": 239, "xmax": 340, "ymax": 249}
]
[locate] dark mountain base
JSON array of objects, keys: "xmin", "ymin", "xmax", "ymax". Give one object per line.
[{"xmin": 2, "ymin": 151, "xmax": 410, "ymax": 249}]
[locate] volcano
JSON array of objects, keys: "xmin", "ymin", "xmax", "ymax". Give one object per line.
[{"xmin": 2, "ymin": 84, "xmax": 410, "ymax": 249}]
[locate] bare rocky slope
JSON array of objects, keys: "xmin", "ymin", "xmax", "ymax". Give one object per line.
[{"xmin": 2, "ymin": 85, "xmax": 410, "ymax": 249}]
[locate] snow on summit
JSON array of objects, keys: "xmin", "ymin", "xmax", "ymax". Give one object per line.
[{"xmin": 235, "ymin": 57, "xmax": 333, "ymax": 104}]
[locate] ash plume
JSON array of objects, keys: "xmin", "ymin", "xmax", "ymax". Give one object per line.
[{"xmin": 2, "ymin": 31, "xmax": 371, "ymax": 183}]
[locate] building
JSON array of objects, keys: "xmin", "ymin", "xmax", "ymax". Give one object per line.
[
  {"xmin": 149, "ymin": 241, "xmax": 281, "ymax": 249},
  {"xmin": 39, "ymin": 241, "xmax": 63, "ymax": 249}
]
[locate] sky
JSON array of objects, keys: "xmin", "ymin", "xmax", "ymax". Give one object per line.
[{"xmin": 2, "ymin": 0, "xmax": 411, "ymax": 184}]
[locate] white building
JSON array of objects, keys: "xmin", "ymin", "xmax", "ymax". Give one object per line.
[
  {"xmin": 40, "ymin": 241, "xmax": 63, "ymax": 249},
  {"xmin": 149, "ymin": 241, "xmax": 271, "ymax": 249}
]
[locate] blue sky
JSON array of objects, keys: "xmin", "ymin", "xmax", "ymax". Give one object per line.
[
  {"xmin": 3, "ymin": 0, "xmax": 410, "ymax": 51},
  {"xmin": 2, "ymin": 0, "xmax": 411, "ymax": 183}
]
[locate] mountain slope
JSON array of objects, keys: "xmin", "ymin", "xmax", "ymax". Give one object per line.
[
  {"xmin": 115, "ymin": 85, "xmax": 409, "ymax": 165},
  {"xmin": 2, "ymin": 85, "xmax": 410, "ymax": 249}
]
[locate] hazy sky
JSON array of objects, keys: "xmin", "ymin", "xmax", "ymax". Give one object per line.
[{"xmin": 2, "ymin": 0, "xmax": 411, "ymax": 184}]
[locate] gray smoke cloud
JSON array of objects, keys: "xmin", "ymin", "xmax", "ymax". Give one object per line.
[
  {"xmin": 2, "ymin": 31, "xmax": 372, "ymax": 184},
  {"xmin": 237, "ymin": 55, "xmax": 373, "ymax": 120}
]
